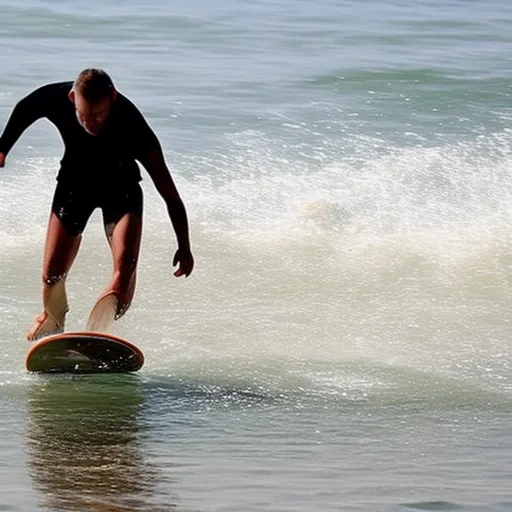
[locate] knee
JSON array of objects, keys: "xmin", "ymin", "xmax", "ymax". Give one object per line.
[{"xmin": 42, "ymin": 271, "xmax": 67, "ymax": 286}]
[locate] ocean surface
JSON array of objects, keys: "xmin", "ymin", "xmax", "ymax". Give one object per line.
[{"xmin": 1, "ymin": 0, "xmax": 512, "ymax": 510}]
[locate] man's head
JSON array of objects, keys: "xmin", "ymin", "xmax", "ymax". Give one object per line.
[{"xmin": 69, "ymin": 68, "xmax": 117, "ymax": 136}]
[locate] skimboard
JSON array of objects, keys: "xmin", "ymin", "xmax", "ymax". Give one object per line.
[{"xmin": 26, "ymin": 331, "xmax": 144, "ymax": 374}]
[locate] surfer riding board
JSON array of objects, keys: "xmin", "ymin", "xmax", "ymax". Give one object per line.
[{"xmin": 0, "ymin": 68, "xmax": 194, "ymax": 373}]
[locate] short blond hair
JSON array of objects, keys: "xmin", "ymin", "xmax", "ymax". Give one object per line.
[{"xmin": 74, "ymin": 68, "xmax": 114, "ymax": 103}]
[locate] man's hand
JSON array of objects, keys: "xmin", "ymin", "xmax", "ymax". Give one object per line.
[
  {"xmin": 0, "ymin": 152, "xmax": 5, "ymax": 167},
  {"xmin": 173, "ymin": 248, "xmax": 194, "ymax": 278}
]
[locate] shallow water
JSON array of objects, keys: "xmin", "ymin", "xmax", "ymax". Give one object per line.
[{"xmin": 1, "ymin": 0, "xmax": 512, "ymax": 510}]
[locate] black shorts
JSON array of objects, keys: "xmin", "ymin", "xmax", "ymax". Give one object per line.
[{"xmin": 51, "ymin": 180, "xmax": 143, "ymax": 237}]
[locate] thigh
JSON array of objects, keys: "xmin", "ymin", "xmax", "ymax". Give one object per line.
[
  {"xmin": 45, "ymin": 181, "xmax": 97, "ymax": 278},
  {"xmin": 51, "ymin": 180, "xmax": 97, "ymax": 237},
  {"xmin": 101, "ymin": 183, "xmax": 143, "ymax": 236},
  {"xmin": 109, "ymin": 213, "xmax": 143, "ymax": 273},
  {"xmin": 101, "ymin": 184, "xmax": 144, "ymax": 270},
  {"xmin": 43, "ymin": 212, "xmax": 82, "ymax": 280}
]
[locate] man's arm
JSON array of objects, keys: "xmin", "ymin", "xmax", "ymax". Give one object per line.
[
  {"xmin": 140, "ymin": 143, "xmax": 194, "ymax": 277},
  {"xmin": 0, "ymin": 84, "xmax": 52, "ymax": 165}
]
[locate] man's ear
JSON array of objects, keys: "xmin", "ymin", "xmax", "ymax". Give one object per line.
[
  {"xmin": 111, "ymin": 88, "xmax": 118, "ymax": 102},
  {"xmin": 68, "ymin": 89, "xmax": 75, "ymax": 103}
]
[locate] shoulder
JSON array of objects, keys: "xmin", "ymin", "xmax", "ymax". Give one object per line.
[
  {"xmin": 113, "ymin": 93, "xmax": 155, "ymax": 135},
  {"xmin": 113, "ymin": 92, "xmax": 159, "ymax": 138},
  {"xmin": 32, "ymin": 81, "xmax": 72, "ymax": 97},
  {"xmin": 114, "ymin": 92, "xmax": 144, "ymax": 116},
  {"xmin": 21, "ymin": 81, "xmax": 72, "ymax": 105}
]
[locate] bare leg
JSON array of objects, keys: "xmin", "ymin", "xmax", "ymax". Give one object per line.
[
  {"xmin": 86, "ymin": 213, "xmax": 142, "ymax": 332},
  {"xmin": 27, "ymin": 213, "xmax": 81, "ymax": 341}
]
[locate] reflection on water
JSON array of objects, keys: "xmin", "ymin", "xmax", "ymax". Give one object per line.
[{"xmin": 25, "ymin": 375, "xmax": 172, "ymax": 512}]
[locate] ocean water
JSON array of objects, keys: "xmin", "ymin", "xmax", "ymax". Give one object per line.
[{"xmin": 1, "ymin": 0, "xmax": 512, "ymax": 510}]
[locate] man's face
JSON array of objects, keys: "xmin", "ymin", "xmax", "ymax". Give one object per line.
[{"xmin": 70, "ymin": 90, "xmax": 115, "ymax": 136}]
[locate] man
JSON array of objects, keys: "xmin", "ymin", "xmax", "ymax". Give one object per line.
[{"xmin": 0, "ymin": 68, "xmax": 194, "ymax": 340}]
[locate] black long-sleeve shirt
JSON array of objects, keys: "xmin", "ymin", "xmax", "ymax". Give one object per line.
[{"xmin": 0, "ymin": 81, "xmax": 159, "ymax": 186}]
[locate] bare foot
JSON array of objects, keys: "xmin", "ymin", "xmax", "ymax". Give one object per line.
[{"xmin": 26, "ymin": 311, "xmax": 64, "ymax": 341}]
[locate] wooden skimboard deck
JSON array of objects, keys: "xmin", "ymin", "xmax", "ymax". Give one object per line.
[{"xmin": 26, "ymin": 331, "xmax": 144, "ymax": 374}]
